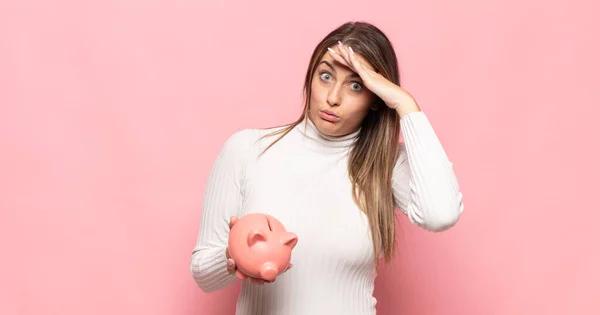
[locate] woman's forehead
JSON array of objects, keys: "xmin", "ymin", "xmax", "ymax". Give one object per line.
[{"xmin": 318, "ymin": 47, "xmax": 375, "ymax": 72}]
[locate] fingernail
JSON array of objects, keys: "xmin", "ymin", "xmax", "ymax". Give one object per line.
[
  {"xmin": 349, "ymin": 47, "xmax": 354, "ymax": 54},
  {"xmin": 338, "ymin": 40, "xmax": 342, "ymax": 45},
  {"xmin": 327, "ymin": 47, "xmax": 336, "ymax": 54},
  {"xmin": 227, "ymin": 259, "xmax": 233, "ymax": 267}
]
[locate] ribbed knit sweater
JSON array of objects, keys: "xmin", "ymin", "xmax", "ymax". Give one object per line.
[{"xmin": 190, "ymin": 111, "xmax": 464, "ymax": 315}]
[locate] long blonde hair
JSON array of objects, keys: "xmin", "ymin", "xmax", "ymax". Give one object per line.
[{"xmin": 260, "ymin": 22, "xmax": 401, "ymax": 264}]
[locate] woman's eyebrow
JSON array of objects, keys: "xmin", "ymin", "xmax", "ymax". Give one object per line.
[
  {"xmin": 320, "ymin": 60, "xmax": 336, "ymax": 73},
  {"xmin": 319, "ymin": 60, "xmax": 360, "ymax": 78}
]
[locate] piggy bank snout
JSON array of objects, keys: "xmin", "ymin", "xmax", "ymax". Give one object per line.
[{"xmin": 260, "ymin": 262, "xmax": 279, "ymax": 282}]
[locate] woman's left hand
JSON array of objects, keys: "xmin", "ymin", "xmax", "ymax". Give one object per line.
[{"xmin": 327, "ymin": 41, "xmax": 420, "ymax": 117}]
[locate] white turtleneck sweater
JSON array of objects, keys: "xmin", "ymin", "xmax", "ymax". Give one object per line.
[{"xmin": 190, "ymin": 111, "xmax": 464, "ymax": 315}]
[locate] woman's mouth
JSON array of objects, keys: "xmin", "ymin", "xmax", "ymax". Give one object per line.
[{"xmin": 319, "ymin": 110, "xmax": 340, "ymax": 123}]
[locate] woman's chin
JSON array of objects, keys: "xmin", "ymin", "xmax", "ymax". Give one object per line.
[
  {"xmin": 310, "ymin": 113, "xmax": 343, "ymax": 136},
  {"xmin": 315, "ymin": 120, "xmax": 343, "ymax": 137}
]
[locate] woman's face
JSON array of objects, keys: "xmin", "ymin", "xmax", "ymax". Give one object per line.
[{"xmin": 308, "ymin": 46, "xmax": 377, "ymax": 137}]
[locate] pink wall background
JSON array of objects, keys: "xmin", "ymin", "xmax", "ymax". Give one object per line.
[{"xmin": 1, "ymin": 0, "xmax": 599, "ymax": 314}]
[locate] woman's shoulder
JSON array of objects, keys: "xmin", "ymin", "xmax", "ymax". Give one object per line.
[
  {"xmin": 219, "ymin": 125, "xmax": 288, "ymax": 156},
  {"xmin": 226, "ymin": 125, "xmax": 286, "ymax": 144}
]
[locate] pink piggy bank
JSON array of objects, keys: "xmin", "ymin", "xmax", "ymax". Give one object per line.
[{"xmin": 228, "ymin": 213, "xmax": 298, "ymax": 282}]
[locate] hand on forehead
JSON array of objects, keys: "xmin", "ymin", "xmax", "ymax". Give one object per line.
[{"xmin": 325, "ymin": 44, "xmax": 376, "ymax": 72}]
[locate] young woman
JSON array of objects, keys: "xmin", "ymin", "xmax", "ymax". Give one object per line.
[{"xmin": 190, "ymin": 21, "xmax": 464, "ymax": 315}]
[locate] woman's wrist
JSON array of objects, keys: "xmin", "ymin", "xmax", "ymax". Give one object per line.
[{"xmin": 394, "ymin": 98, "xmax": 421, "ymax": 119}]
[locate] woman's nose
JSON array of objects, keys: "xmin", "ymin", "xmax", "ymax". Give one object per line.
[{"xmin": 326, "ymin": 84, "xmax": 342, "ymax": 107}]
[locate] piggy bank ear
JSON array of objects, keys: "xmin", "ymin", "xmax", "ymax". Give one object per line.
[
  {"xmin": 280, "ymin": 232, "xmax": 298, "ymax": 248},
  {"xmin": 247, "ymin": 230, "xmax": 266, "ymax": 246}
]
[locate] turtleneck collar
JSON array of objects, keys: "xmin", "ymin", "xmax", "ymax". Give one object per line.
[{"xmin": 295, "ymin": 116, "xmax": 361, "ymax": 150}]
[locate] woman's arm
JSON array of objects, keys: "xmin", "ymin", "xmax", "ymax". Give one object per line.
[
  {"xmin": 326, "ymin": 43, "xmax": 463, "ymax": 231},
  {"xmin": 392, "ymin": 111, "xmax": 464, "ymax": 232},
  {"xmin": 190, "ymin": 130, "xmax": 250, "ymax": 293}
]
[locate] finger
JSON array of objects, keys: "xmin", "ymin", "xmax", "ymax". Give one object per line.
[
  {"xmin": 250, "ymin": 277, "xmax": 266, "ymax": 285},
  {"xmin": 337, "ymin": 43, "xmax": 370, "ymax": 79},
  {"xmin": 337, "ymin": 41, "xmax": 354, "ymax": 68},
  {"xmin": 226, "ymin": 258, "xmax": 236, "ymax": 274},
  {"xmin": 286, "ymin": 263, "xmax": 294, "ymax": 271},
  {"xmin": 361, "ymin": 62, "xmax": 378, "ymax": 77},
  {"xmin": 347, "ymin": 47, "xmax": 373, "ymax": 79},
  {"xmin": 327, "ymin": 47, "xmax": 351, "ymax": 69},
  {"xmin": 229, "ymin": 216, "xmax": 238, "ymax": 229}
]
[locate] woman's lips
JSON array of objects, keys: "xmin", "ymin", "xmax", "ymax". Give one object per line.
[{"xmin": 319, "ymin": 110, "xmax": 340, "ymax": 123}]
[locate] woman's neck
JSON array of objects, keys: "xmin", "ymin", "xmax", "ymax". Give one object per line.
[{"xmin": 295, "ymin": 116, "xmax": 360, "ymax": 150}]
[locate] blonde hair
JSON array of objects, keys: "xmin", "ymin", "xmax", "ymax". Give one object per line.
[{"xmin": 259, "ymin": 21, "xmax": 401, "ymax": 264}]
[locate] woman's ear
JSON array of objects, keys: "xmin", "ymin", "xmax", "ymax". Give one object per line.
[{"xmin": 369, "ymin": 98, "xmax": 382, "ymax": 111}]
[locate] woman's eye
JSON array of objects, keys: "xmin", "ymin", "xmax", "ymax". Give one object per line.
[
  {"xmin": 320, "ymin": 72, "xmax": 332, "ymax": 81},
  {"xmin": 350, "ymin": 82, "xmax": 363, "ymax": 91}
]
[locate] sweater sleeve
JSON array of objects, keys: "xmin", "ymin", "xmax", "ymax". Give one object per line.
[
  {"xmin": 392, "ymin": 111, "xmax": 464, "ymax": 232},
  {"xmin": 190, "ymin": 130, "xmax": 251, "ymax": 292}
]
